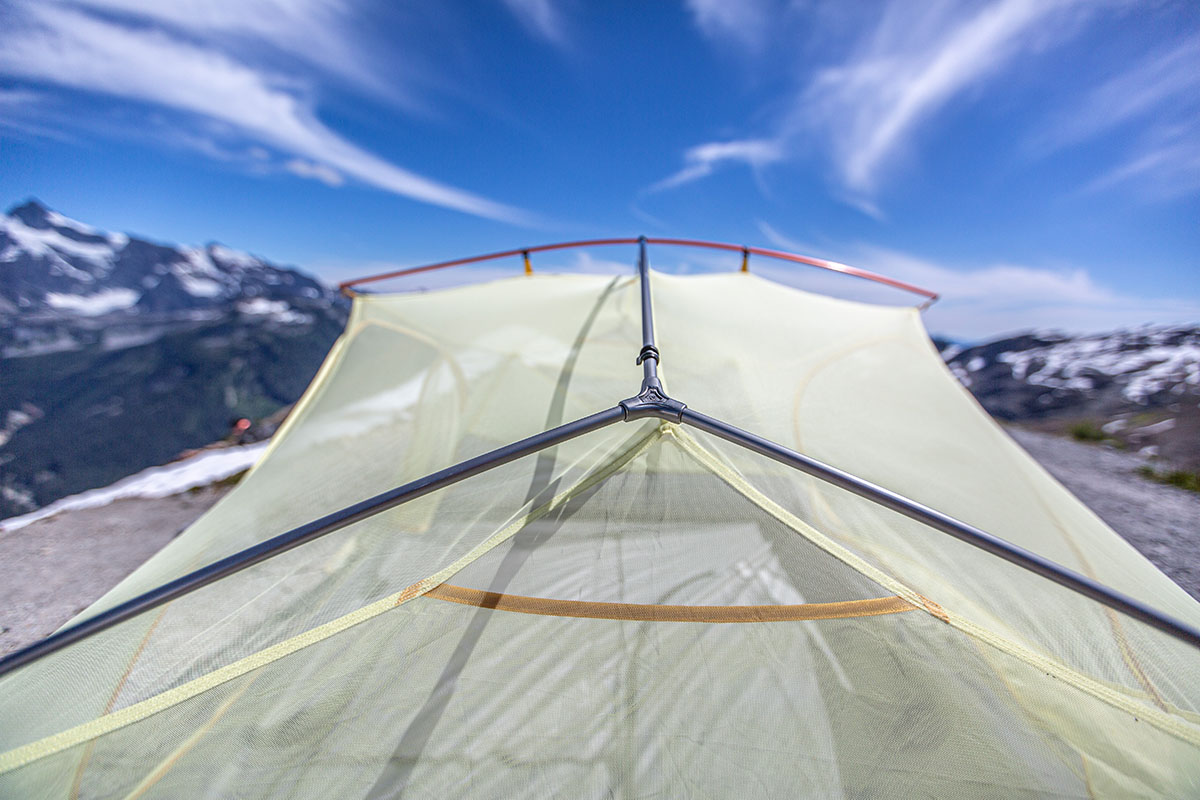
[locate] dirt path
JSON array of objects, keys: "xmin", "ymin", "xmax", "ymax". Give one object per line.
[{"xmin": 2, "ymin": 430, "xmax": 1197, "ymax": 655}]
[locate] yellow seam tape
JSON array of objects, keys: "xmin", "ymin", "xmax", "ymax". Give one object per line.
[
  {"xmin": 425, "ymin": 582, "xmax": 915, "ymax": 622},
  {"xmin": 0, "ymin": 427, "xmax": 662, "ymax": 775},
  {"xmin": 669, "ymin": 427, "xmax": 1200, "ymax": 747}
]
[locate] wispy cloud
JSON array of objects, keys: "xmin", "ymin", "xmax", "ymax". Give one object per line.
[
  {"xmin": 802, "ymin": 0, "xmax": 1083, "ymax": 197},
  {"xmin": 64, "ymin": 0, "xmax": 416, "ymax": 108},
  {"xmin": 1084, "ymin": 135, "xmax": 1200, "ymax": 200},
  {"xmin": 1035, "ymin": 35, "xmax": 1200, "ymax": 200},
  {"xmin": 0, "ymin": 2, "xmax": 535, "ymax": 223},
  {"xmin": 686, "ymin": 0, "xmax": 774, "ymax": 52},
  {"xmin": 755, "ymin": 221, "xmax": 832, "ymax": 259},
  {"xmin": 501, "ymin": 0, "xmax": 567, "ymax": 45},
  {"xmin": 663, "ymin": 0, "xmax": 1098, "ymax": 207},
  {"xmin": 284, "ymin": 159, "xmax": 344, "ymax": 187},
  {"xmin": 1038, "ymin": 35, "xmax": 1200, "ymax": 150},
  {"xmin": 755, "ymin": 221, "xmax": 1200, "ymax": 338},
  {"xmin": 647, "ymin": 138, "xmax": 783, "ymax": 193}
]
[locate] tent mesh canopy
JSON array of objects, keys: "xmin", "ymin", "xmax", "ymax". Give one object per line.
[{"xmin": 2, "ymin": 265, "xmax": 1199, "ymax": 798}]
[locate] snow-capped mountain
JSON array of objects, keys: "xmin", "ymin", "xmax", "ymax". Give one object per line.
[
  {"xmin": 941, "ymin": 326, "xmax": 1200, "ymax": 469},
  {"xmin": 0, "ymin": 200, "xmax": 347, "ymax": 518},
  {"xmin": 1, "ymin": 200, "xmax": 335, "ymax": 343}
]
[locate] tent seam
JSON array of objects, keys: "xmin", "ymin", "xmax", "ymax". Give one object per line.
[
  {"xmin": 250, "ymin": 302, "xmax": 366, "ymax": 470},
  {"xmin": 0, "ymin": 427, "xmax": 663, "ymax": 775},
  {"xmin": 669, "ymin": 426, "xmax": 1200, "ymax": 747}
]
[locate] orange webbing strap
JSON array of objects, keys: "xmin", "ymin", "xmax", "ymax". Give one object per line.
[{"xmin": 424, "ymin": 583, "xmax": 915, "ymax": 622}]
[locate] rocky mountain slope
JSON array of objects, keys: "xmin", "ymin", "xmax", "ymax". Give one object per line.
[
  {"xmin": 0, "ymin": 200, "xmax": 347, "ymax": 518},
  {"xmin": 940, "ymin": 327, "xmax": 1200, "ymax": 469}
]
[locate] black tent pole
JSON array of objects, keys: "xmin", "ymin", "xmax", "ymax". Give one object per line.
[
  {"xmin": 635, "ymin": 235, "xmax": 661, "ymax": 387},
  {"xmin": 0, "ymin": 405, "xmax": 625, "ymax": 678},
  {"xmin": 679, "ymin": 406, "xmax": 1200, "ymax": 650}
]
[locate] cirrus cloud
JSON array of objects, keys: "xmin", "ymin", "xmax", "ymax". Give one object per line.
[{"xmin": 0, "ymin": 1, "xmax": 536, "ymax": 224}]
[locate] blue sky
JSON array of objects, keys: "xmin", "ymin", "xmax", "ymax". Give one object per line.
[{"xmin": 0, "ymin": 0, "xmax": 1197, "ymax": 339}]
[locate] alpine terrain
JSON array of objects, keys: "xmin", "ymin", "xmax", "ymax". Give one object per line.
[
  {"xmin": 940, "ymin": 328, "xmax": 1200, "ymax": 470},
  {"xmin": 0, "ymin": 200, "xmax": 347, "ymax": 518}
]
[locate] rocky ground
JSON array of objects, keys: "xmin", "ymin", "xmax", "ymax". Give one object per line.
[
  {"xmin": 1008, "ymin": 427, "xmax": 1200, "ymax": 600},
  {"xmin": 1, "ymin": 429, "xmax": 1197, "ymax": 655},
  {"xmin": 0, "ymin": 487, "xmax": 229, "ymax": 655}
]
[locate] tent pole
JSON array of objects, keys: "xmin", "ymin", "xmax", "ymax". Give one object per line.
[
  {"xmin": 634, "ymin": 236, "xmax": 661, "ymax": 388},
  {"xmin": 679, "ymin": 407, "xmax": 1200, "ymax": 650},
  {"xmin": 0, "ymin": 406, "xmax": 626, "ymax": 678}
]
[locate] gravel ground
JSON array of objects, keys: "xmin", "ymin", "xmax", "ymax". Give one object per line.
[
  {"xmin": 1009, "ymin": 427, "xmax": 1200, "ymax": 600},
  {"xmin": 1, "ymin": 430, "xmax": 1197, "ymax": 655},
  {"xmin": 0, "ymin": 487, "xmax": 229, "ymax": 655}
]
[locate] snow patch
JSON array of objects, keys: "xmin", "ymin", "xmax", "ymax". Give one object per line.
[
  {"xmin": 209, "ymin": 244, "xmax": 260, "ymax": 269},
  {"xmin": 45, "ymin": 288, "xmax": 140, "ymax": 315},
  {"xmin": 0, "ymin": 406, "xmax": 41, "ymax": 448},
  {"xmin": 177, "ymin": 275, "xmax": 223, "ymax": 297},
  {"xmin": 0, "ymin": 442, "xmax": 268, "ymax": 532},
  {"xmin": 45, "ymin": 209, "xmax": 98, "ymax": 235},
  {"xmin": 995, "ymin": 328, "xmax": 1200, "ymax": 403},
  {"xmin": 949, "ymin": 363, "xmax": 972, "ymax": 387},
  {"xmin": 236, "ymin": 297, "xmax": 308, "ymax": 324},
  {"xmin": 1133, "ymin": 418, "xmax": 1177, "ymax": 436},
  {"xmin": 1, "ymin": 216, "xmax": 116, "ymax": 264},
  {"xmin": 172, "ymin": 248, "xmax": 227, "ymax": 297}
]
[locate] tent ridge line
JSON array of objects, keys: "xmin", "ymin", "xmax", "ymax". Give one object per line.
[{"xmin": 666, "ymin": 427, "xmax": 1200, "ymax": 746}]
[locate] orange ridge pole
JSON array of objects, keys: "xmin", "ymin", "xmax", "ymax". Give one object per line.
[{"xmin": 337, "ymin": 236, "xmax": 939, "ymax": 303}]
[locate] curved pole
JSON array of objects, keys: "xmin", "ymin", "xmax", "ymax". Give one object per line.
[
  {"xmin": 338, "ymin": 236, "xmax": 939, "ymax": 304},
  {"xmin": 0, "ymin": 406, "xmax": 626, "ymax": 678},
  {"xmin": 679, "ymin": 407, "xmax": 1200, "ymax": 650}
]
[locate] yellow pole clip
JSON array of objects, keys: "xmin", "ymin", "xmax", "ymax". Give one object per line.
[
  {"xmin": 523, "ymin": 250, "xmax": 533, "ymax": 276},
  {"xmin": 740, "ymin": 247, "xmax": 750, "ymax": 273}
]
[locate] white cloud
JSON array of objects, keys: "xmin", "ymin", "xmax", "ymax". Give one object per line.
[
  {"xmin": 0, "ymin": 3, "xmax": 534, "ymax": 223},
  {"xmin": 501, "ymin": 0, "xmax": 567, "ymax": 45},
  {"xmin": 670, "ymin": 0, "xmax": 1100, "ymax": 206},
  {"xmin": 648, "ymin": 138, "xmax": 783, "ymax": 192},
  {"xmin": 753, "ymin": 221, "xmax": 1200, "ymax": 338},
  {"xmin": 284, "ymin": 159, "xmax": 344, "ymax": 187},
  {"xmin": 802, "ymin": 0, "xmax": 1082, "ymax": 197},
  {"xmin": 755, "ymin": 221, "xmax": 831, "ymax": 259},
  {"xmin": 686, "ymin": 0, "xmax": 774, "ymax": 52},
  {"xmin": 63, "ymin": 0, "xmax": 419, "ymax": 109}
]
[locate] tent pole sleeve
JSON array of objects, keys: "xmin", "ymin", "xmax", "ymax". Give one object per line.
[
  {"xmin": 635, "ymin": 236, "xmax": 661, "ymax": 385},
  {"xmin": 679, "ymin": 407, "xmax": 1200, "ymax": 651},
  {"xmin": 0, "ymin": 405, "xmax": 627, "ymax": 678}
]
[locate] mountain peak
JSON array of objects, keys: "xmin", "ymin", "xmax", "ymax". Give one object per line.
[
  {"xmin": 6, "ymin": 199, "xmax": 53, "ymax": 228},
  {"xmin": 1, "ymin": 201, "xmax": 339, "ymax": 320}
]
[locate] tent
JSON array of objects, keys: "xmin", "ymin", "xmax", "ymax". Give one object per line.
[{"xmin": 2, "ymin": 237, "xmax": 1199, "ymax": 798}]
